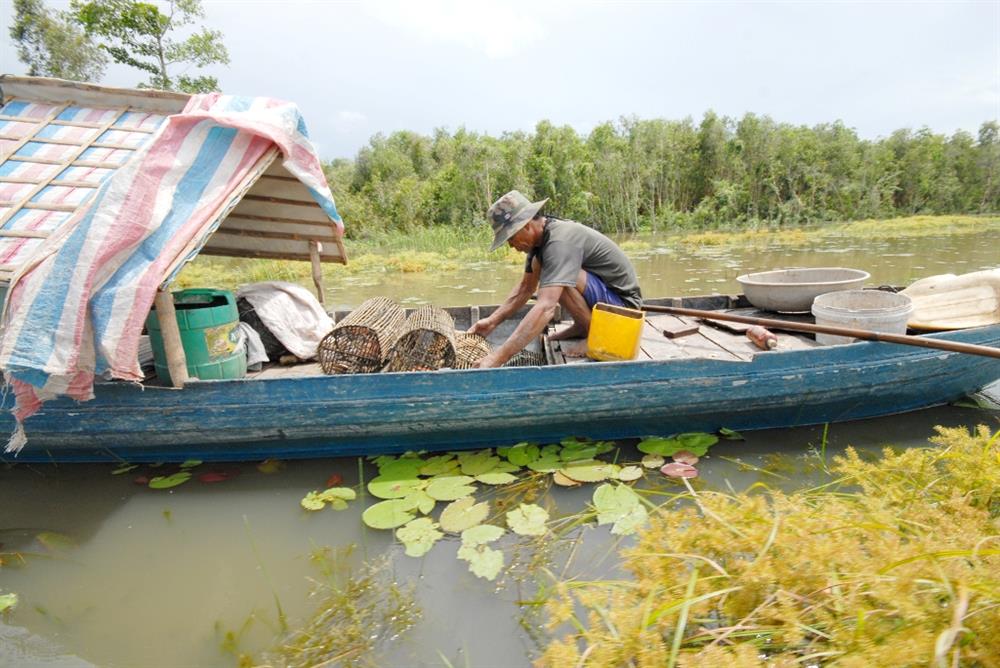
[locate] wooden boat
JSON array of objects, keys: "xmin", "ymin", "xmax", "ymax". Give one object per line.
[
  {"xmin": 3, "ymin": 294, "xmax": 999, "ymax": 463},
  {"xmin": 1, "ymin": 76, "xmax": 998, "ymax": 463}
]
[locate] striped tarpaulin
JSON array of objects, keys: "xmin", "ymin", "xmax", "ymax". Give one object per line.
[{"xmin": 0, "ymin": 93, "xmax": 343, "ymax": 451}]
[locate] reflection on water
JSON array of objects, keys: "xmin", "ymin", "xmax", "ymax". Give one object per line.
[{"xmin": 1, "ymin": 230, "xmax": 998, "ymax": 667}]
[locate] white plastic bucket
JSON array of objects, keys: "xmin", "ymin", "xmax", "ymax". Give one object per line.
[{"xmin": 811, "ymin": 290, "xmax": 914, "ymax": 345}]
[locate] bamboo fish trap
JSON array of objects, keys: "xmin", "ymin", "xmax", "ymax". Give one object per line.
[
  {"xmin": 503, "ymin": 349, "xmax": 546, "ymax": 367},
  {"xmin": 453, "ymin": 332, "xmax": 493, "ymax": 369},
  {"xmin": 382, "ymin": 306, "xmax": 457, "ymax": 372},
  {"xmin": 317, "ymin": 297, "xmax": 405, "ymax": 374}
]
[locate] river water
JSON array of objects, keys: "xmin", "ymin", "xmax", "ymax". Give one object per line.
[{"xmin": 1, "ymin": 229, "xmax": 998, "ymax": 667}]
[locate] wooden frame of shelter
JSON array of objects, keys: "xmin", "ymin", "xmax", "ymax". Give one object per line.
[{"xmin": 0, "ymin": 75, "xmax": 348, "ymax": 387}]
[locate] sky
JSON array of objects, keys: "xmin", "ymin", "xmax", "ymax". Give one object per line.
[{"xmin": 1, "ymin": 0, "xmax": 998, "ymax": 160}]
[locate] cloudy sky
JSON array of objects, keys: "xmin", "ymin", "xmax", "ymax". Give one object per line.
[{"xmin": 2, "ymin": 1, "xmax": 998, "ymax": 159}]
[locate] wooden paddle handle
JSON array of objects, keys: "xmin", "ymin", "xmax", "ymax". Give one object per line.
[{"xmin": 642, "ymin": 304, "xmax": 1000, "ymax": 360}]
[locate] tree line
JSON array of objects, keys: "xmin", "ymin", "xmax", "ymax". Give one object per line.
[{"xmin": 326, "ymin": 114, "xmax": 1000, "ymax": 239}]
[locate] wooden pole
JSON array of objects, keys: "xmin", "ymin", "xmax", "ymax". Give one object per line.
[
  {"xmin": 642, "ymin": 304, "xmax": 1000, "ymax": 360},
  {"xmin": 309, "ymin": 240, "xmax": 325, "ymax": 305},
  {"xmin": 153, "ymin": 289, "xmax": 190, "ymax": 387}
]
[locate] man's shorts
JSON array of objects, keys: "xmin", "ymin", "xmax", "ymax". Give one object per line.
[{"xmin": 582, "ymin": 271, "xmax": 625, "ymax": 309}]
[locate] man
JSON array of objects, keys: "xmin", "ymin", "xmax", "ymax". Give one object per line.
[{"xmin": 469, "ymin": 190, "xmax": 642, "ymax": 368}]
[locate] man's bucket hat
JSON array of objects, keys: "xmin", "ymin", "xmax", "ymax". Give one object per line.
[{"xmin": 487, "ymin": 190, "xmax": 548, "ymax": 251}]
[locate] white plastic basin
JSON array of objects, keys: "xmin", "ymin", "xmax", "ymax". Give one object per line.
[{"xmin": 736, "ymin": 267, "xmax": 871, "ymax": 312}]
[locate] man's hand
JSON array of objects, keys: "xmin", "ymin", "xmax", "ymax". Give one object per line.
[
  {"xmin": 467, "ymin": 318, "xmax": 496, "ymax": 337},
  {"xmin": 475, "ymin": 352, "xmax": 502, "ymax": 369}
]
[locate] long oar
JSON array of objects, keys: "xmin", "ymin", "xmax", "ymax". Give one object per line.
[{"xmin": 642, "ymin": 304, "xmax": 1000, "ymax": 360}]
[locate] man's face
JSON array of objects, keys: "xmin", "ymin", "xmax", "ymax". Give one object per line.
[{"xmin": 507, "ymin": 223, "xmax": 535, "ymax": 253}]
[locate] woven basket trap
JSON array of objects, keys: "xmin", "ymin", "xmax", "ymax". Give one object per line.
[
  {"xmin": 318, "ymin": 297, "xmax": 405, "ymax": 374},
  {"xmin": 382, "ymin": 306, "xmax": 457, "ymax": 372},
  {"xmin": 503, "ymin": 349, "xmax": 546, "ymax": 367},
  {"xmin": 454, "ymin": 332, "xmax": 493, "ymax": 369}
]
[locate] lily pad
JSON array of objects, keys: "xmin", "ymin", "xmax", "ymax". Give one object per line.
[
  {"xmin": 362, "ymin": 499, "xmax": 417, "ymax": 530},
  {"xmin": 458, "ymin": 450, "xmax": 501, "ymax": 476},
  {"xmin": 671, "ymin": 450, "xmax": 700, "ymax": 465},
  {"xmin": 457, "ymin": 544, "xmax": 504, "ymax": 581},
  {"xmin": 505, "ymin": 443, "xmax": 540, "ymax": 466},
  {"xmin": 527, "ymin": 455, "xmax": 564, "ymax": 473},
  {"xmin": 425, "ymin": 475, "xmax": 477, "ymax": 501},
  {"xmin": 661, "ymin": 462, "xmax": 699, "ymax": 479},
  {"xmin": 111, "ymin": 464, "xmax": 137, "ymax": 475},
  {"xmin": 401, "ymin": 490, "xmax": 437, "ymax": 515},
  {"xmin": 461, "ymin": 523, "xmax": 504, "ymax": 546},
  {"xmin": 559, "ymin": 444, "xmax": 599, "ymax": 461},
  {"xmin": 367, "ymin": 474, "xmax": 424, "ymax": 500},
  {"xmin": 638, "ymin": 432, "xmax": 717, "ymax": 457},
  {"xmin": 300, "ymin": 491, "xmax": 327, "ymax": 511},
  {"xmin": 506, "ymin": 503, "xmax": 549, "ymax": 536},
  {"xmin": 552, "ymin": 471, "xmax": 582, "ymax": 487},
  {"xmin": 396, "ymin": 518, "xmax": 443, "ymax": 557},
  {"xmin": 475, "ymin": 471, "xmax": 518, "ymax": 486},
  {"xmin": 148, "ymin": 472, "xmax": 192, "ymax": 489},
  {"xmin": 593, "ymin": 483, "xmax": 648, "ymax": 535},
  {"xmin": 439, "ymin": 497, "xmax": 490, "ymax": 533},
  {"xmin": 559, "ymin": 459, "xmax": 617, "ymax": 483},
  {"xmin": 378, "ymin": 458, "xmax": 424, "ymax": 479},
  {"xmin": 677, "ymin": 432, "xmax": 718, "ymax": 450},
  {"xmin": 641, "ymin": 453, "xmax": 666, "ymax": 469},
  {"xmin": 0, "ymin": 592, "xmax": 17, "ymax": 613},
  {"xmin": 616, "ymin": 465, "xmax": 643, "ymax": 482},
  {"xmin": 419, "ymin": 455, "xmax": 458, "ymax": 476},
  {"xmin": 718, "ymin": 427, "xmax": 744, "ymax": 440},
  {"xmin": 179, "ymin": 459, "xmax": 202, "ymax": 469}
]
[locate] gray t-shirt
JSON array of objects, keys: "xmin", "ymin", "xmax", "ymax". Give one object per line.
[{"xmin": 525, "ymin": 218, "xmax": 643, "ymax": 308}]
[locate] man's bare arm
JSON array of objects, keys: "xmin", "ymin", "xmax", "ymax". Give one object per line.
[
  {"xmin": 477, "ymin": 285, "xmax": 563, "ymax": 368},
  {"xmin": 467, "ymin": 270, "xmax": 540, "ymax": 337}
]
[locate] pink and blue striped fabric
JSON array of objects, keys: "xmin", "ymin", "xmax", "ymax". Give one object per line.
[{"xmin": 0, "ymin": 93, "xmax": 343, "ymax": 452}]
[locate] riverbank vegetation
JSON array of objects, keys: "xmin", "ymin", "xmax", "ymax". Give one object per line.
[
  {"xmin": 327, "ymin": 115, "xmax": 1000, "ymax": 239},
  {"xmin": 537, "ymin": 425, "xmax": 1000, "ymax": 666},
  {"xmin": 174, "ymin": 214, "xmax": 1000, "ymax": 291}
]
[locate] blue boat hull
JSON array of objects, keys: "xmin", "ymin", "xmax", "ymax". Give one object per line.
[{"xmin": 3, "ymin": 323, "xmax": 999, "ymax": 463}]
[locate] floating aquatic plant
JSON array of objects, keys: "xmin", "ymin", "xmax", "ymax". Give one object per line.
[
  {"xmin": 253, "ymin": 554, "xmax": 419, "ymax": 668},
  {"xmin": 362, "ymin": 499, "xmax": 417, "ymax": 529},
  {"xmin": 148, "ymin": 471, "xmax": 192, "ymax": 489},
  {"xmin": 300, "ymin": 487, "xmax": 356, "ymax": 511},
  {"xmin": 506, "ymin": 503, "xmax": 549, "ymax": 536},
  {"xmin": 638, "ymin": 432, "xmax": 718, "ymax": 457},
  {"xmin": 395, "ymin": 518, "xmax": 444, "ymax": 557},
  {"xmin": 458, "ymin": 524, "xmax": 506, "ymax": 580},
  {"xmin": 439, "ymin": 497, "xmax": 490, "ymax": 533},
  {"xmin": 592, "ymin": 482, "xmax": 648, "ymax": 535}
]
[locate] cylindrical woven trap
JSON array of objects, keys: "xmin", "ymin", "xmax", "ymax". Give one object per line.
[
  {"xmin": 317, "ymin": 297, "xmax": 405, "ymax": 374},
  {"xmin": 453, "ymin": 332, "xmax": 493, "ymax": 369},
  {"xmin": 502, "ymin": 349, "xmax": 546, "ymax": 367},
  {"xmin": 382, "ymin": 306, "xmax": 457, "ymax": 372}
]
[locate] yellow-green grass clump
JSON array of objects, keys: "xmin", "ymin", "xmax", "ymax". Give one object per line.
[{"xmin": 539, "ymin": 425, "xmax": 1000, "ymax": 667}]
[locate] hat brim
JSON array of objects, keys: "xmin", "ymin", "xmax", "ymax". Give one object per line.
[{"xmin": 489, "ymin": 198, "xmax": 548, "ymax": 251}]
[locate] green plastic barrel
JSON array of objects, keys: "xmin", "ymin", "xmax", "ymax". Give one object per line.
[{"xmin": 145, "ymin": 288, "xmax": 247, "ymax": 385}]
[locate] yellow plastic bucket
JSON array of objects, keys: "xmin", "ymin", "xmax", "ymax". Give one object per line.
[{"xmin": 586, "ymin": 302, "xmax": 644, "ymax": 361}]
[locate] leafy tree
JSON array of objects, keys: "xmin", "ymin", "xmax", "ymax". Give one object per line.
[
  {"xmin": 71, "ymin": 0, "xmax": 229, "ymax": 93},
  {"xmin": 9, "ymin": 0, "xmax": 107, "ymax": 81}
]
